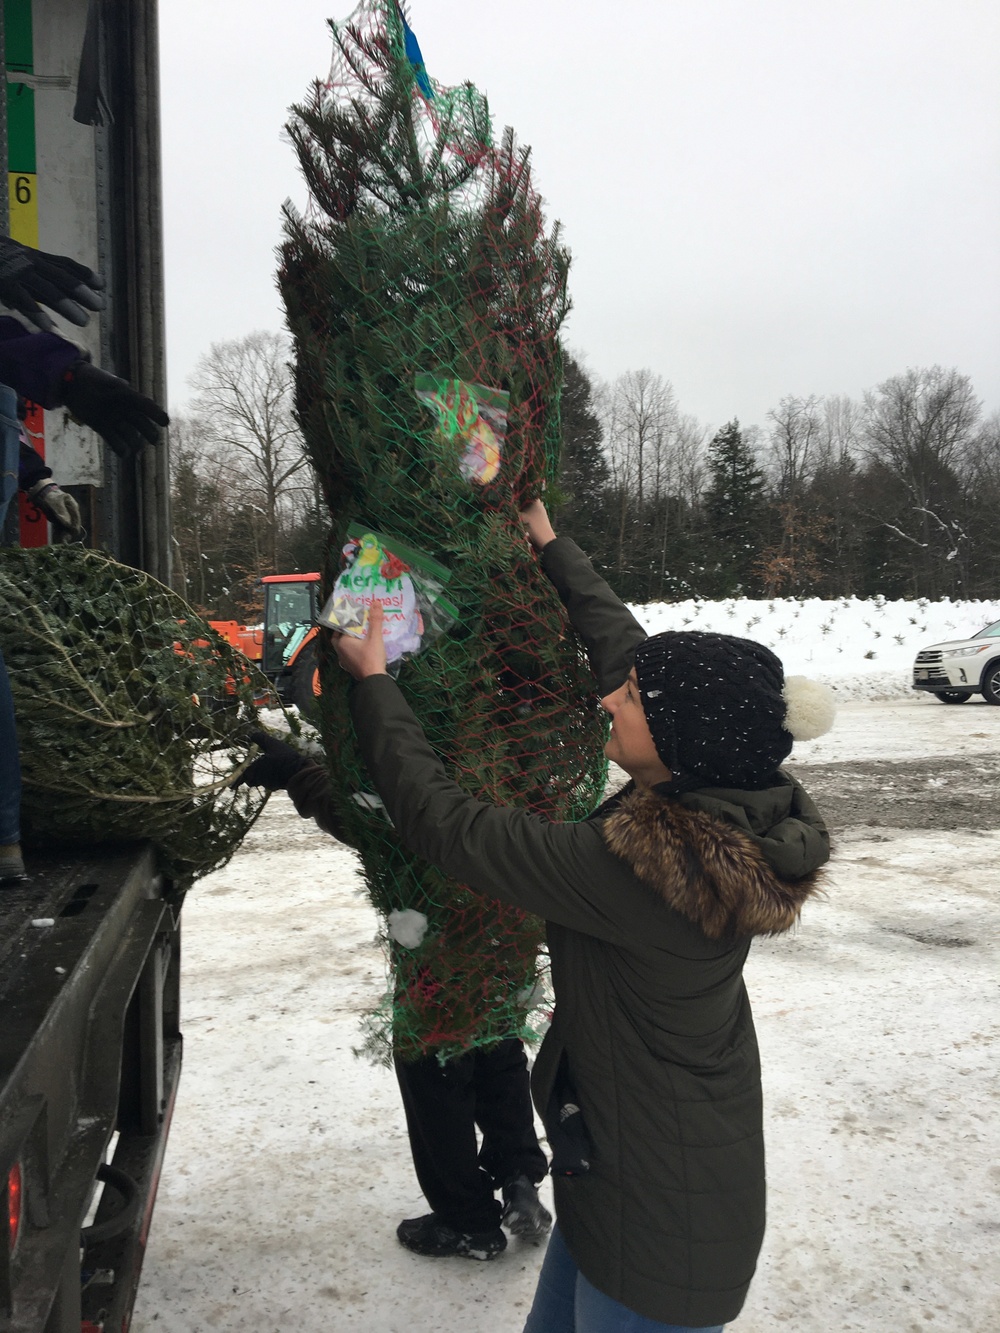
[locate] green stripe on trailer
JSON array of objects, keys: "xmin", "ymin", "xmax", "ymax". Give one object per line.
[{"xmin": 3, "ymin": 0, "xmax": 33, "ymax": 71}]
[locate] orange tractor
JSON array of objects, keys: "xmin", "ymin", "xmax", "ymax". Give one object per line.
[{"xmin": 210, "ymin": 572, "xmax": 323, "ymax": 721}]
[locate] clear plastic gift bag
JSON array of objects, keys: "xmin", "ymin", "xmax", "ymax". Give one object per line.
[
  {"xmin": 414, "ymin": 373, "xmax": 510, "ymax": 485},
  {"xmin": 317, "ymin": 525, "xmax": 458, "ymax": 672}
]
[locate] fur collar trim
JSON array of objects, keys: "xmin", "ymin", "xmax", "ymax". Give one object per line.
[{"xmin": 601, "ymin": 785, "xmax": 823, "ymax": 940}]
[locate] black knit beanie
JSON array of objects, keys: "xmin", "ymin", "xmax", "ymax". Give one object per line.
[{"xmin": 632, "ymin": 631, "xmax": 792, "ymax": 789}]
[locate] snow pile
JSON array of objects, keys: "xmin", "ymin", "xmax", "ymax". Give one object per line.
[
  {"xmin": 629, "ymin": 595, "xmax": 1000, "ymax": 701},
  {"xmin": 387, "ymin": 908, "xmax": 429, "ymax": 949}
]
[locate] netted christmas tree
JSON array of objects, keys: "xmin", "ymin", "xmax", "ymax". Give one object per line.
[
  {"xmin": 0, "ymin": 546, "xmax": 272, "ymax": 891},
  {"xmin": 280, "ymin": 0, "xmax": 608, "ymax": 1061}
]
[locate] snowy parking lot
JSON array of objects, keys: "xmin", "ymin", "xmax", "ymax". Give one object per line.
[{"xmin": 132, "ymin": 695, "xmax": 1000, "ymax": 1333}]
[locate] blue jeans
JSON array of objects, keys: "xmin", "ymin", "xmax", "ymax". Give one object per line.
[
  {"xmin": 523, "ymin": 1227, "xmax": 725, "ymax": 1333},
  {"xmin": 1, "ymin": 384, "xmax": 22, "ymax": 846}
]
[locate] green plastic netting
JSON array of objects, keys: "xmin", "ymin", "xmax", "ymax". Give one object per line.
[
  {"xmin": 0, "ymin": 546, "xmax": 272, "ymax": 890},
  {"xmin": 280, "ymin": 0, "xmax": 609, "ymax": 1062}
]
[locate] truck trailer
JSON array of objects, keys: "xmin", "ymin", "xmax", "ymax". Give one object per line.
[{"xmin": 1, "ymin": 3, "xmax": 176, "ymax": 1330}]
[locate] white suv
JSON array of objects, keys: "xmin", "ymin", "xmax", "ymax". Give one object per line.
[{"xmin": 912, "ymin": 619, "xmax": 1000, "ymax": 704}]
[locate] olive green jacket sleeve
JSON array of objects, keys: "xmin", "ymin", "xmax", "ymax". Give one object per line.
[
  {"xmin": 539, "ymin": 537, "xmax": 647, "ymax": 695},
  {"xmin": 348, "ymin": 675, "xmax": 666, "ymax": 947},
  {"xmin": 286, "ymin": 761, "xmax": 353, "ymax": 846},
  {"xmin": 287, "ymin": 536, "xmax": 644, "ymax": 871}
]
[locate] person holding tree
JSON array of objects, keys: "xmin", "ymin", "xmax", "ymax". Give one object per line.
[
  {"xmin": 252, "ymin": 499, "xmax": 833, "ymax": 1331},
  {"xmin": 240, "ymin": 730, "xmax": 553, "ymax": 1260}
]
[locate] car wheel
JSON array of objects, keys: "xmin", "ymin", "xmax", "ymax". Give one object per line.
[
  {"xmin": 289, "ymin": 640, "xmax": 321, "ymax": 723},
  {"xmin": 981, "ymin": 664, "xmax": 1000, "ymax": 706},
  {"xmin": 935, "ymin": 689, "xmax": 973, "ymax": 704}
]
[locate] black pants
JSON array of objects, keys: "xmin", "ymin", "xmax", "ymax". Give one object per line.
[{"xmin": 394, "ymin": 1037, "xmax": 548, "ymax": 1234}]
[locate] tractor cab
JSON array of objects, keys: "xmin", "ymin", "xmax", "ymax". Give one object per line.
[
  {"xmin": 261, "ymin": 573, "xmax": 323, "ymax": 718},
  {"xmin": 262, "ymin": 573, "xmax": 320, "ymax": 675}
]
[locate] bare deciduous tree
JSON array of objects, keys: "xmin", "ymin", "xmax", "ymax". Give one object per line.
[
  {"xmin": 864, "ymin": 366, "xmax": 979, "ymax": 483},
  {"xmin": 862, "ymin": 366, "xmax": 981, "ymax": 594},
  {"xmin": 598, "ymin": 369, "xmax": 683, "ymax": 583},
  {"xmin": 818, "ymin": 393, "xmax": 865, "ymax": 470},
  {"xmin": 765, "ymin": 394, "xmax": 822, "ymax": 501},
  {"xmin": 189, "ymin": 331, "xmax": 311, "ymax": 571}
]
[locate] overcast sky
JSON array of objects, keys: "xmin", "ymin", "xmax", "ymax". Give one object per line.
[{"xmin": 159, "ymin": 0, "xmax": 1000, "ymax": 433}]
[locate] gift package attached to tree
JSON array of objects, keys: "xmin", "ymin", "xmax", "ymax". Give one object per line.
[
  {"xmin": 318, "ymin": 525, "xmax": 459, "ymax": 672},
  {"xmin": 280, "ymin": 0, "xmax": 609, "ymax": 1061}
]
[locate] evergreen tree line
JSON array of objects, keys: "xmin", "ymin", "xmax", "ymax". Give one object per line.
[
  {"xmin": 557, "ymin": 356, "xmax": 1000, "ymax": 603},
  {"xmin": 169, "ymin": 333, "xmax": 1000, "ymax": 618}
]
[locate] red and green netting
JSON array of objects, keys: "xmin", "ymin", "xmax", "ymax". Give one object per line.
[
  {"xmin": 279, "ymin": 0, "xmax": 609, "ymax": 1063},
  {"xmin": 0, "ymin": 546, "xmax": 273, "ymax": 893}
]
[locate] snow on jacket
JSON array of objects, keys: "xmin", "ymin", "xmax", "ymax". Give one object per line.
[{"xmin": 288, "ymin": 537, "xmax": 830, "ymax": 1327}]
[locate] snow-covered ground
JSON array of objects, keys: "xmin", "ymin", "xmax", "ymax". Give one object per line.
[
  {"xmin": 131, "ymin": 602, "xmax": 1000, "ymax": 1333},
  {"xmin": 631, "ymin": 593, "xmax": 1000, "ymax": 702}
]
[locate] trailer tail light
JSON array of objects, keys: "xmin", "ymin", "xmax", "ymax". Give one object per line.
[{"xmin": 7, "ymin": 1162, "xmax": 22, "ymax": 1251}]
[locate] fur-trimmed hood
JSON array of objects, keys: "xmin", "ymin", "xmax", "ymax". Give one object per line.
[{"xmin": 601, "ymin": 780, "xmax": 829, "ymax": 940}]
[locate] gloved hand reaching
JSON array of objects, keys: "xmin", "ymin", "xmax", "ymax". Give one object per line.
[
  {"xmin": 26, "ymin": 479, "xmax": 85, "ymax": 543},
  {"xmin": 60, "ymin": 361, "xmax": 169, "ymax": 459},
  {"xmin": 0, "ymin": 237, "xmax": 106, "ymax": 331},
  {"xmin": 236, "ymin": 730, "xmax": 310, "ymax": 791}
]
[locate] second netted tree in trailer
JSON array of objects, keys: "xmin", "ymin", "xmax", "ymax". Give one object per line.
[
  {"xmin": 280, "ymin": 0, "xmax": 608, "ymax": 1062},
  {"xmin": 0, "ymin": 546, "xmax": 271, "ymax": 892}
]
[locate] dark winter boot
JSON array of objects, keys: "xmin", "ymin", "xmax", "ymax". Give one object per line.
[
  {"xmin": 500, "ymin": 1176, "xmax": 552, "ymax": 1241},
  {"xmin": 396, "ymin": 1213, "xmax": 507, "ymax": 1261}
]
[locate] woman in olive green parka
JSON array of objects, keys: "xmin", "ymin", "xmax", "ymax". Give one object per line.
[{"xmin": 288, "ymin": 502, "xmax": 833, "ymax": 1332}]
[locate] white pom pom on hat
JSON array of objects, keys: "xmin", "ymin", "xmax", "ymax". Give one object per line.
[{"xmin": 782, "ymin": 676, "xmax": 836, "ymax": 742}]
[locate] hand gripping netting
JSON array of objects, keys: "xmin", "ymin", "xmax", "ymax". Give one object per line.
[
  {"xmin": 0, "ymin": 546, "xmax": 271, "ymax": 892},
  {"xmin": 280, "ymin": 0, "xmax": 608, "ymax": 1061}
]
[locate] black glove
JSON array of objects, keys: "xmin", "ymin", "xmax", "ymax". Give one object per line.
[
  {"xmin": 236, "ymin": 730, "xmax": 310, "ymax": 791},
  {"xmin": 60, "ymin": 360, "xmax": 169, "ymax": 459},
  {"xmin": 26, "ymin": 479, "xmax": 85, "ymax": 543},
  {"xmin": 546, "ymin": 1057, "xmax": 593, "ymax": 1177},
  {"xmin": 0, "ymin": 236, "xmax": 105, "ymax": 331},
  {"xmin": 18, "ymin": 437, "xmax": 50, "ymax": 492}
]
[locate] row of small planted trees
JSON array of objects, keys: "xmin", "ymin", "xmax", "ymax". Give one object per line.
[{"xmin": 559, "ymin": 357, "xmax": 1000, "ymax": 603}]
